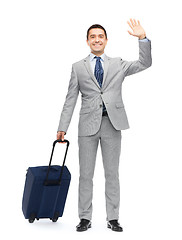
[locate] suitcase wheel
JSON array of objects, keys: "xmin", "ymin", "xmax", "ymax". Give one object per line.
[
  {"xmin": 51, "ymin": 211, "xmax": 59, "ymax": 222},
  {"xmin": 51, "ymin": 218, "xmax": 58, "ymax": 222},
  {"xmin": 29, "ymin": 219, "xmax": 35, "ymax": 223},
  {"xmin": 29, "ymin": 213, "xmax": 36, "ymax": 223}
]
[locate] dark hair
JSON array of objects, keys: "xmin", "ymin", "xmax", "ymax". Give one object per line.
[{"xmin": 87, "ymin": 24, "xmax": 107, "ymax": 40}]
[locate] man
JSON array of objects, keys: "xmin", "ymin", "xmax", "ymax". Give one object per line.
[{"xmin": 57, "ymin": 19, "xmax": 152, "ymax": 232}]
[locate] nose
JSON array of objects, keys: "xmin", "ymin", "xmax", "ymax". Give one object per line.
[{"xmin": 95, "ymin": 36, "xmax": 99, "ymax": 42}]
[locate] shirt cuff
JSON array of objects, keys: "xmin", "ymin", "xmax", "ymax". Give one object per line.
[{"xmin": 139, "ymin": 37, "xmax": 150, "ymax": 42}]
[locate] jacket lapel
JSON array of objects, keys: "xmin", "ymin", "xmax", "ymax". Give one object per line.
[
  {"xmin": 84, "ymin": 56, "xmax": 100, "ymax": 89},
  {"xmin": 102, "ymin": 55, "xmax": 110, "ymax": 89}
]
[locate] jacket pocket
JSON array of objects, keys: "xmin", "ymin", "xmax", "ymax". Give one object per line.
[{"xmin": 115, "ymin": 102, "xmax": 124, "ymax": 108}]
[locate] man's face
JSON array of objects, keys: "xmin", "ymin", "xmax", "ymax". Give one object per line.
[{"xmin": 87, "ymin": 28, "xmax": 108, "ymax": 56}]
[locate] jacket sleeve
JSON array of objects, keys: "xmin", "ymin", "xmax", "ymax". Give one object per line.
[
  {"xmin": 121, "ymin": 39, "xmax": 152, "ymax": 77},
  {"xmin": 57, "ymin": 64, "xmax": 79, "ymax": 134}
]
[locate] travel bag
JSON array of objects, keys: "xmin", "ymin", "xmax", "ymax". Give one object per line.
[{"xmin": 22, "ymin": 139, "xmax": 71, "ymax": 223}]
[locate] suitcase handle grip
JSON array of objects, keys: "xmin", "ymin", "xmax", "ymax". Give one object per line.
[{"xmin": 44, "ymin": 139, "xmax": 70, "ymax": 186}]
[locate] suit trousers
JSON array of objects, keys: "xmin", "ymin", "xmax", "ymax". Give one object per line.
[{"xmin": 78, "ymin": 114, "xmax": 122, "ymax": 221}]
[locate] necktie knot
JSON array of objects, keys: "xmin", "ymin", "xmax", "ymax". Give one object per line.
[{"xmin": 94, "ymin": 56, "xmax": 101, "ymax": 61}]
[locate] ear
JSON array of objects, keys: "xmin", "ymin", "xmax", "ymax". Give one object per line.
[{"xmin": 86, "ymin": 39, "xmax": 90, "ymax": 46}]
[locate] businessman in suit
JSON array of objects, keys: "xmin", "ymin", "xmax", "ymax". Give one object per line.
[{"xmin": 57, "ymin": 19, "xmax": 152, "ymax": 232}]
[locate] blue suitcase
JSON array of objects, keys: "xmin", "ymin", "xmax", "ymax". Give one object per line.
[{"xmin": 22, "ymin": 139, "xmax": 71, "ymax": 223}]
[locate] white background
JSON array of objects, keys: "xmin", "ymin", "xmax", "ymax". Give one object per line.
[{"xmin": 0, "ymin": 0, "xmax": 182, "ymax": 239}]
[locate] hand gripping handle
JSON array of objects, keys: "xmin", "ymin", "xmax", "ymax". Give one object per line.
[{"xmin": 44, "ymin": 139, "xmax": 70, "ymax": 186}]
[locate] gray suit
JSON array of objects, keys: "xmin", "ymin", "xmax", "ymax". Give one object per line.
[{"xmin": 58, "ymin": 40, "xmax": 152, "ymax": 220}]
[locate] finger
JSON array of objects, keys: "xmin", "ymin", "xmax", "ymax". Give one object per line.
[
  {"xmin": 57, "ymin": 137, "xmax": 62, "ymax": 143},
  {"xmin": 57, "ymin": 134, "xmax": 64, "ymax": 143},
  {"xmin": 128, "ymin": 30, "xmax": 134, "ymax": 36},
  {"xmin": 127, "ymin": 21, "xmax": 133, "ymax": 30},
  {"xmin": 137, "ymin": 20, "xmax": 141, "ymax": 25},
  {"xmin": 130, "ymin": 18, "xmax": 135, "ymax": 27},
  {"xmin": 133, "ymin": 19, "xmax": 137, "ymax": 26},
  {"xmin": 61, "ymin": 134, "xmax": 66, "ymax": 142}
]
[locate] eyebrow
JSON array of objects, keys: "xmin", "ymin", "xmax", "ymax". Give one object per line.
[{"xmin": 90, "ymin": 34, "xmax": 104, "ymax": 37}]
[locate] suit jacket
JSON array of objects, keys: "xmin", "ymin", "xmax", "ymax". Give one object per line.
[{"xmin": 57, "ymin": 40, "xmax": 152, "ymax": 136}]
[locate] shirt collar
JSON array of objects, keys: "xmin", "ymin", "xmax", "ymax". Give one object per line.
[{"xmin": 90, "ymin": 52, "xmax": 105, "ymax": 62}]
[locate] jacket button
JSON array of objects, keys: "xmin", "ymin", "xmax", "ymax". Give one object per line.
[
  {"xmin": 101, "ymin": 91, "xmax": 103, "ymax": 94},
  {"xmin": 100, "ymin": 104, "xmax": 102, "ymax": 108}
]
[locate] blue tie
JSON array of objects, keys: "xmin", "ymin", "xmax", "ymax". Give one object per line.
[
  {"xmin": 94, "ymin": 56, "xmax": 106, "ymax": 113},
  {"xmin": 94, "ymin": 57, "xmax": 103, "ymax": 87}
]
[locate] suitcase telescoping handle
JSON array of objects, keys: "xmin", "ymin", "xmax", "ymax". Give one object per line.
[{"xmin": 44, "ymin": 139, "xmax": 70, "ymax": 186}]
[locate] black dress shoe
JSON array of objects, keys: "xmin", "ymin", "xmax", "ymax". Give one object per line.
[
  {"xmin": 76, "ymin": 219, "xmax": 91, "ymax": 232},
  {"xmin": 107, "ymin": 220, "xmax": 123, "ymax": 232}
]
